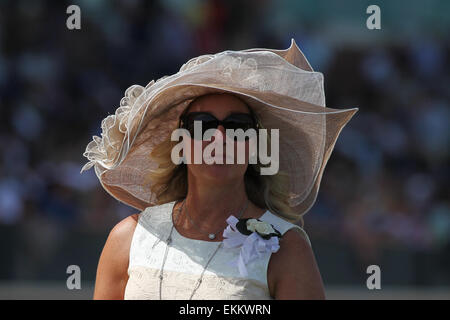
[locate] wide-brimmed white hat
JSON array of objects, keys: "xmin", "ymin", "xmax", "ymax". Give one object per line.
[{"xmin": 80, "ymin": 39, "xmax": 358, "ymax": 222}]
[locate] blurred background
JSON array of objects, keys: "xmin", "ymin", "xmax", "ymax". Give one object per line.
[{"xmin": 0, "ymin": 0, "xmax": 449, "ymax": 299}]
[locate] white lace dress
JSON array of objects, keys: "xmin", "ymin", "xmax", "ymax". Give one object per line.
[{"xmin": 124, "ymin": 201, "xmax": 311, "ymax": 300}]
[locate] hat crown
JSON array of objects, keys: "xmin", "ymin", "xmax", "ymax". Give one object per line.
[{"xmin": 80, "ymin": 40, "xmax": 359, "ymax": 222}]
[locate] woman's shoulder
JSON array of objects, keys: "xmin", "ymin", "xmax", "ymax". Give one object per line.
[
  {"xmin": 263, "ymin": 212, "xmax": 324, "ymax": 299},
  {"xmin": 109, "ymin": 201, "xmax": 176, "ymax": 240},
  {"xmin": 112, "ymin": 213, "xmax": 140, "ymax": 234},
  {"xmin": 94, "ymin": 214, "xmax": 139, "ymax": 297},
  {"xmin": 260, "ymin": 211, "xmax": 311, "ymax": 247},
  {"xmin": 105, "ymin": 213, "xmax": 140, "ymax": 252}
]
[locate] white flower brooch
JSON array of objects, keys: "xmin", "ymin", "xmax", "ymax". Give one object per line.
[{"xmin": 222, "ymin": 215, "xmax": 282, "ymax": 277}]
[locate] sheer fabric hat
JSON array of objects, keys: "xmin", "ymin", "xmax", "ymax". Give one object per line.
[{"xmin": 80, "ymin": 39, "xmax": 358, "ymax": 223}]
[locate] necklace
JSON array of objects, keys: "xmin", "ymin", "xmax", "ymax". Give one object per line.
[
  {"xmin": 184, "ymin": 199, "xmax": 249, "ymax": 240},
  {"xmin": 158, "ymin": 198, "xmax": 248, "ymax": 300}
]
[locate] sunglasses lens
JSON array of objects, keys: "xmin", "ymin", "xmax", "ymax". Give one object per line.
[
  {"xmin": 183, "ymin": 113, "xmax": 217, "ymax": 139},
  {"xmin": 224, "ymin": 115, "xmax": 254, "ymax": 130},
  {"xmin": 181, "ymin": 112, "xmax": 256, "ymax": 141},
  {"xmin": 223, "ymin": 114, "xmax": 256, "ymax": 141}
]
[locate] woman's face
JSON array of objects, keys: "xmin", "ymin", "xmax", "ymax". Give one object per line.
[{"xmin": 182, "ymin": 93, "xmax": 254, "ymax": 185}]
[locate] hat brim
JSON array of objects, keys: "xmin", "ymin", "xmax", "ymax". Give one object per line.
[
  {"xmin": 81, "ymin": 43, "xmax": 358, "ymax": 222},
  {"xmin": 94, "ymin": 83, "xmax": 357, "ymax": 222}
]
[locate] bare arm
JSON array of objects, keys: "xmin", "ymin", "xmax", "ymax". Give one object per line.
[
  {"xmin": 93, "ymin": 214, "xmax": 139, "ymax": 300},
  {"xmin": 267, "ymin": 229, "xmax": 326, "ymax": 299}
]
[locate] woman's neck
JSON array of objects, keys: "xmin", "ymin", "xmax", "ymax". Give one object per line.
[
  {"xmin": 183, "ymin": 178, "xmax": 248, "ymax": 229},
  {"xmin": 172, "ymin": 173, "xmax": 266, "ymax": 241}
]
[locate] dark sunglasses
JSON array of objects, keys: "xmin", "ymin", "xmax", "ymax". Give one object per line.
[{"xmin": 179, "ymin": 112, "xmax": 258, "ymax": 141}]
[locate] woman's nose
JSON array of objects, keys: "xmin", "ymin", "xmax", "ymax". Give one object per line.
[{"xmin": 211, "ymin": 125, "xmax": 226, "ymax": 142}]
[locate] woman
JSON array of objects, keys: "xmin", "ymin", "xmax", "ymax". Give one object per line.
[{"xmin": 81, "ymin": 39, "xmax": 358, "ymax": 299}]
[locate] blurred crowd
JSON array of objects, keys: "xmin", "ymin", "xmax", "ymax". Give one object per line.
[{"xmin": 0, "ymin": 0, "xmax": 448, "ymax": 283}]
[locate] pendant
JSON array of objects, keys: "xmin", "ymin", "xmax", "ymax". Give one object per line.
[{"xmin": 208, "ymin": 233, "xmax": 215, "ymax": 240}]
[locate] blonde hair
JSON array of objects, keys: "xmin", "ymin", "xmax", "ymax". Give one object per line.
[{"xmin": 144, "ymin": 95, "xmax": 303, "ymax": 227}]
